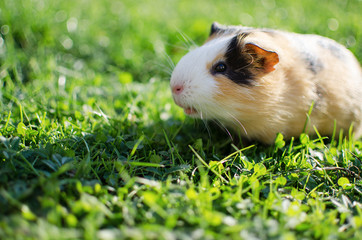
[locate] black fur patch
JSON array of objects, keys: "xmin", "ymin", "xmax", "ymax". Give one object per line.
[
  {"xmin": 302, "ymin": 52, "xmax": 324, "ymax": 74},
  {"xmin": 210, "ymin": 22, "xmax": 223, "ymax": 36},
  {"xmin": 209, "ymin": 22, "xmax": 252, "ymax": 38},
  {"xmin": 318, "ymin": 40, "xmax": 345, "ymax": 59},
  {"xmin": 211, "ymin": 34, "xmax": 254, "ymax": 85}
]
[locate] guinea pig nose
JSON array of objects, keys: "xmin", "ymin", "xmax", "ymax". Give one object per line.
[{"xmin": 172, "ymin": 84, "xmax": 184, "ymax": 95}]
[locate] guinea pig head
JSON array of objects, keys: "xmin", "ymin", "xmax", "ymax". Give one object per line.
[{"xmin": 170, "ymin": 29, "xmax": 279, "ymax": 128}]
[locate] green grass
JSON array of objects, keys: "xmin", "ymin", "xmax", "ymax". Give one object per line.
[{"xmin": 0, "ymin": 0, "xmax": 362, "ymax": 239}]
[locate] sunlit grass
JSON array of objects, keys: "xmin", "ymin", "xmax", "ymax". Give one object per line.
[{"xmin": 0, "ymin": 0, "xmax": 361, "ymax": 239}]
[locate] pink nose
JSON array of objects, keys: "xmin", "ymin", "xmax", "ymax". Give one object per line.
[{"xmin": 172, "ymin": 84, "xmax": 184, "ymax": 95}]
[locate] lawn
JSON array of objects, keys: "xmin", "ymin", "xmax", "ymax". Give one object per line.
[{"xmin": 0, "ymin": 0, "xmax": 361, "ymax": 239}]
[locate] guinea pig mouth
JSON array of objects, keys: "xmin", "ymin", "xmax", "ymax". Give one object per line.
[
  {"xmin": 173, "ymin": 98, "xmax": 198, "ymax": 115},
  {"xmin": 184, "ymin": 107, "xmax": 198, "ymax": 115}
]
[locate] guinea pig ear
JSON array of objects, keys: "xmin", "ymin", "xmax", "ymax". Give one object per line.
[
  {"xmin": 244, "ymin": 43, "xmax": 279, "ymax": 73},
  {"xmin": 210, "ymin": 22, "xmax": 224, "ymax": 36}
]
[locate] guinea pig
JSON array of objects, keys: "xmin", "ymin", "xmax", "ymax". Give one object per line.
[{"xmin": 170, "ymin": 22, "xmax": 362, "ymax": 144}]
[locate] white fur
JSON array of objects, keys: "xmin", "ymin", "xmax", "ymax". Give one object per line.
[{"xmin": 170, "ymin": 36, "xmax": 234, "ymax": 119}]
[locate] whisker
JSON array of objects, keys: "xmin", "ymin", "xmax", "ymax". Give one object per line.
[
  {"xmin": 202, "ymin": 119, "xmax": 212, "ymax": 139},
  {"xmin": 195, "ymin": 102, "xmax": 212, "ymax": 139},
  {"xmin": 162, "ymin": 51, "xmax": 175, "ymax": 70},
  {"xmin": 164, "ymin": 42, "xmax": 190, "ymax": 51},
  {"xmin": 154, "ymin": 62, "xmax": 174, "ymax": 77},
  {"xmin": 212, "ymin": 119, "xmax": 234, "ymax": 141},
  {"xmin": 152, "ymin": 53, "xmax": 177, "ymax": 78},
  {"xmin": 176, "ymin": 29, "xmax": 197, "ymax": 50},
  {"xmin": 226, "ymin": 111, "xmax": 248, "ymax": 136}
]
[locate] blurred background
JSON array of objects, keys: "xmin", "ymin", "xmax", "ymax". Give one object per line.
[{"xmin": 0, "ymin": 0, "xmax": 360, "ymax": 85}]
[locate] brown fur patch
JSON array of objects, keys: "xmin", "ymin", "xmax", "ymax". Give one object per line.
[
  {"xmin": 213, "ymin": 75, "xmax": 256, "ymax": 107},
  {"xmin": 244, "ymin": 43, "xmax": 279, "ymax": 74}
]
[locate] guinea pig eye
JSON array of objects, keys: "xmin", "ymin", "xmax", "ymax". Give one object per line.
[{"xmin": 214, "ymin": 62, "xmax": 227, "ymax": 73}]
